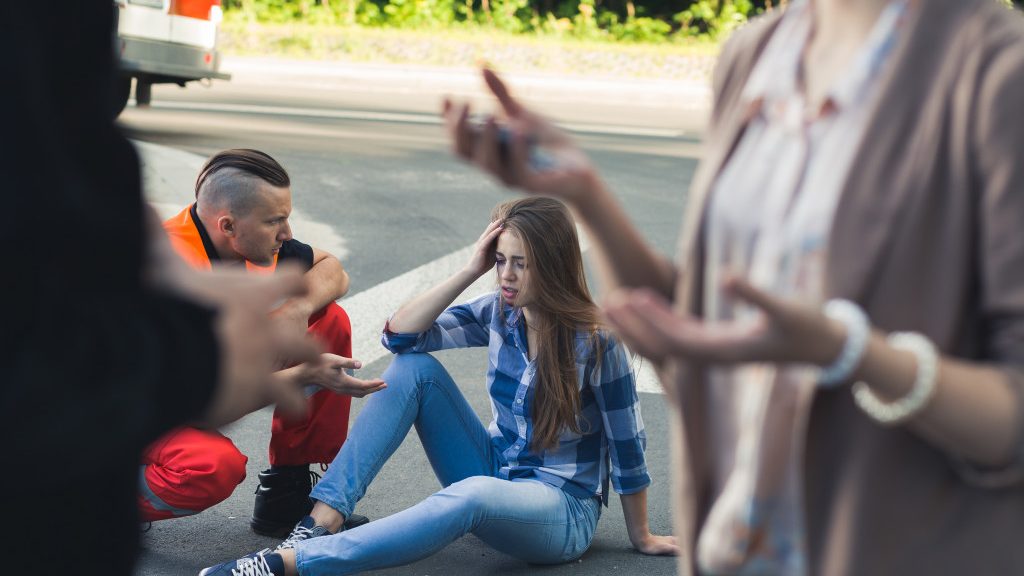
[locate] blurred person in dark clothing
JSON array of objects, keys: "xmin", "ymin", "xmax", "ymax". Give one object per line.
[{"xmin": 1, "ymin": 4, "xmax": 320, "ymax": 574}]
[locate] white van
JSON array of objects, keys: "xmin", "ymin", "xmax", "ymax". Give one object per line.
[{"xmin": 114, "ymin": 0, "xmax": 230, "ymax": 115}]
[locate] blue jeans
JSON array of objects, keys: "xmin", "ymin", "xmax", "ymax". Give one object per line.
[{"xmin": 299, "ymin": 353, "xmax": 601, "ymax": 576}]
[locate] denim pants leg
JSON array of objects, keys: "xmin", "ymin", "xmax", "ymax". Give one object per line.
[{"xmin": 298, "ymin": 353, "xmax": 600, "ymax": 576}]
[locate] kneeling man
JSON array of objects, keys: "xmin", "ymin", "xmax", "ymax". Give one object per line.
[{"xmin": 140, "ymin": 149, "xmax": 384, "ymax": 536}]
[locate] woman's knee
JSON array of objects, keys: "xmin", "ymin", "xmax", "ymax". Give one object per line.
[{"xmin": 381, "ymin": 353, "xmax": 451, "ymax": 390}]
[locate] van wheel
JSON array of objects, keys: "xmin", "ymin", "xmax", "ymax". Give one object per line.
[{"xmin": 135, "ymin": 81, "xmax": 153, "ymax": 107}]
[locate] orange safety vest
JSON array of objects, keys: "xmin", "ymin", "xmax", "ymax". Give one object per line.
[{"xmin": 163, "ymin": 204, "xmax": 277, "ymax": 274}]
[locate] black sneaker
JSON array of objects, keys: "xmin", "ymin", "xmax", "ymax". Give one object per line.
[
  {"xmin": 250, "ymin": 465, "xmax": 318, "ymax": 537},
  {"xmin": 343, "ymin": 512, "xmax": 370, "ymax": 530},
  {"xmin": 251, "ymin": 465, "xmax": 370, "ymax": 537}
]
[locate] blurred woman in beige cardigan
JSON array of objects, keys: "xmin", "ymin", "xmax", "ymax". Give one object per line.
[{"xmin": 443, "ymin": 0, "xmax": 1024, "ymax": 573}]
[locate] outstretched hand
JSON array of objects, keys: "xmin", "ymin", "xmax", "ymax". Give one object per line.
[
  {"xmin": 442, "ymin": 68, "xmax": 599, "ymax": 205},
  {"xmin": 603, "ymin": 277, "xmax": 845, "ymax": 368},
  {"xmin": 304, "ymin": 353, "xmax": 388, "ymax": 398}
]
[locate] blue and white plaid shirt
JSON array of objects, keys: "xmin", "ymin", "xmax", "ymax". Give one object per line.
[{"xmin": 382, "ymin": 291, "xmax": 650, "ymax": 503}]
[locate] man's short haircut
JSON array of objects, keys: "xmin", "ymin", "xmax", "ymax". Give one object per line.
[{"xmin": 195, "ymin": 149, "xmax": 290, "ymax": 216}]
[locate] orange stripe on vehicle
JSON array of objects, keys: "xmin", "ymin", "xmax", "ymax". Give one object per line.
[{"xmin": 169, "ymin": 0, "xmax": 219, "ymax": 20}]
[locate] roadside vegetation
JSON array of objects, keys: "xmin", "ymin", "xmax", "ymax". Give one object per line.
[
  {"xmin": 223, "ymin": 0, "xmax": 763, "ymax": 43},
  {"xmin": 220, "ymin": 0, "xmax": 1022, "ymax": 78},
  {"xmin": 220, "ymin": 0, "xmax": 765, "ymax": 79},
  {"xmin": 222, "ymin": 21, "xmax": 722, "ymax": 79}
]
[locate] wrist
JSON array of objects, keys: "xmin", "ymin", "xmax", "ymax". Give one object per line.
[
  {"xmin": 814, "ymin": 317, "xmax": 848, "ymax": 366},
  {"xmin": 569, "ymin": 171, "xmax": 609, "ymax": 215},
  {"xmin": 629, "ymin": 530, "xmax": 653, "ymax": 549},
  {"xmin": 278, "ymin": 298, "xmax": 315, "ymax": 321},
  {"xmin": 816, "ymin": 299, "xmax": 870, "ymax": 387},
  {"xmin": 458, "ymin": 265, "xmax": 488, "ymax": 283},
  {"xmin": 625, "ymin": 521, "xmax": 651, "ymax": 544},
  {"xmin": 284, "ymin": 363, "xmax": 314, "ymax": 387}
]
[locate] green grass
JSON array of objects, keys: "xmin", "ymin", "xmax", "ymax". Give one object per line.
[{"xmin": 220, "ymin": 19, "xmax": 721, "ymax": 80}]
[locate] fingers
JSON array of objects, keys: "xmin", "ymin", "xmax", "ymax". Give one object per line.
[
  {"xmin": 444, "ymin": 98, "xmax": 474, "ymax": 161},
  {"xmin": 472, "ymin": 116, "xmax": 508, "ymax": 182},
  {"xmin": 481, "ymin": 220, "xmax": 504, "ymax": 245},
  {"xmin": 444, "ymin": 70, "xmax": 559, "ymax": 190},
  {"xmin": 605, "ymin": 288, "xmax": 765, "ymax": 364},
  {"xmin": 723, "ymin": 275, "xmax": 786, "ymax": 319},
  {"xmin": 504, "ymin": 126, "xmax": 532, "ymax": 187},
  {"xmin": 469, "ymin": 219, "xmax": 504, "ymax": 274},
  {"xmin": 477, "ymin": 218, "xmax": 503, "ymax": 242},
  {"xmin": 343, "ymin": 377, "xmax": 388, "ymax": 398},
  {"xmin": 330, "ymin": 373, "xmax": 388, "ymax": 398},
  {"xmin": 649, "ymin": 535, "xmax": 680, "ymax": 556},
  {"xmin": 602, "ymin": 289, "xmax": 675, "ymax": 360},
  {"xmin": 313, "ymin": 355, "xmax": 388, "ymax": 397},
  {"xmin": 483, "ymin": 67, "xmax": 523, "ymax": 118},
  {"xmin": 631, "ymin": 292, "xmax": 762, "ymax": 361},
  {"xmin": 322, "ymin": 353, "xmax": 363, "ymax": 371}
]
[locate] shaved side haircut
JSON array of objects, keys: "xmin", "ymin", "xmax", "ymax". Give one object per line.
[{"xmin": 195, "ymin": 149, "xmax": 290, "ymax": 216}]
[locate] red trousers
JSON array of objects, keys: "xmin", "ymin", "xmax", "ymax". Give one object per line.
[{"xmin": 138, "ymin": 303, "xmax": 353, "ymax": 522}]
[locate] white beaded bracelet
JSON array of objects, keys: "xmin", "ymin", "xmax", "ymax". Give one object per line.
[
  {"xmin": 852, "ymin": 331, "xmax": 939, "ymax": 426},
  {"xmin": 818, "ymin": 299, "xmax": 870, "ymax": 388}
]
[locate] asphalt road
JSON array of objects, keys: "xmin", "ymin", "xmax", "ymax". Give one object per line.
[{"xmin": 121, "ymin": 58, "xmax": 707, "ymax": 576}]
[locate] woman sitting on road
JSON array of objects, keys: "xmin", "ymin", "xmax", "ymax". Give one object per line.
[{"xmin": 200, "ymin": 196, "xmax": 677, "ymax": 576}]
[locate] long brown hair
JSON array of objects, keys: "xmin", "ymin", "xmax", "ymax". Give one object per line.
[{"xmin": 491, "ymin": 197, "xmax": 602, "ymax": 451}]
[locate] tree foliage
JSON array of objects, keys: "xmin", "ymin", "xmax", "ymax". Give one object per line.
[{"xmin": 222, "ymin": 0, "xmax": 1023, "ymax": 43}]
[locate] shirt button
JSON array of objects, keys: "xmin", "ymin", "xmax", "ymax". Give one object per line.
[{"xmin": 515, "ymin": 398, "xmax": 523, "ymax": 404}]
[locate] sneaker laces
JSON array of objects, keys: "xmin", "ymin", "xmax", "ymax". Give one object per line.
[
  {"xmin": 277, "ymin": 524, "xmax": 315, "ymax": 551},
  {"xmin": 231, "ymin": 554, "xmax": 276, "ymax": 576}
]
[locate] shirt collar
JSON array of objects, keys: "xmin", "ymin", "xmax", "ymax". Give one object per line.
[
  {"xmin": 739, "ymin": 0, "xmax": 812, "ymax": 114},
  {"xmin": 827, "ymin": 0, "xmax": 912, "ymax": 111},
  {"xmin": 189, "ymin": 203, "xmax": 222, "ymax": 263},
  {"xmin": 739, "ymin": 0, "xmax": 912, "ymax": 121}
]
